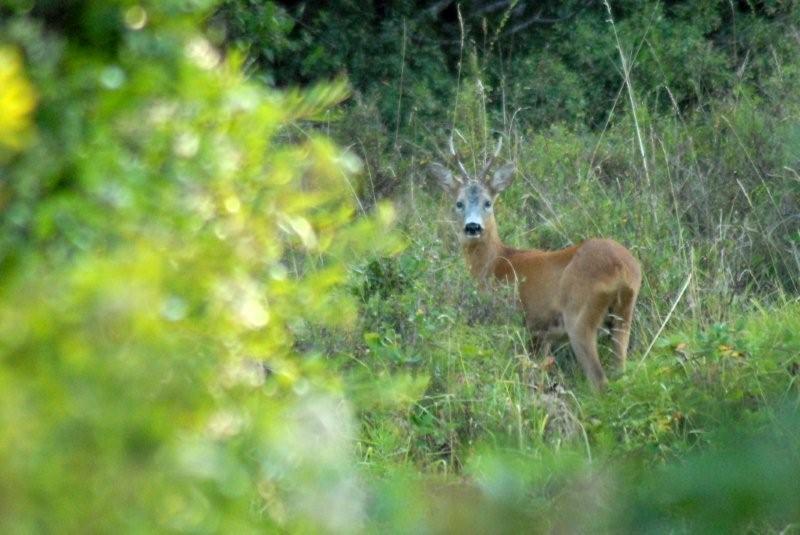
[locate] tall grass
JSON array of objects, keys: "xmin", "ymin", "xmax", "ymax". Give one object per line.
[
  {"xmin": 300, "ymin": 11, "xmax": 800, "ymax": 531},
  {"xmin": 321, "ymin": 6, "xmax": 800, "ymax": 472}
]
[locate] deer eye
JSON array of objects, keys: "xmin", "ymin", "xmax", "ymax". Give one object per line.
[
  {"xmin": 484, "ymin": 201, "xmax": 492, "ymax": 208},
  {"xmin": 456, "ymin": 201, "xmax": 464, "ymax": 209}
]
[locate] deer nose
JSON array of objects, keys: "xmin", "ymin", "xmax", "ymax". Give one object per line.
[{"xmin": 464, "ymin": 222, "xmax": 482, "ymax": 235}]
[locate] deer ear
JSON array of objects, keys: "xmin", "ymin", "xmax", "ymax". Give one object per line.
[
  {"xmin": 488, "ymin": 163, "xmax": 516, "ymax": 195},
  {"xmin": 429, "ymin": 163, "xmax": 460, "ymax": 194}
]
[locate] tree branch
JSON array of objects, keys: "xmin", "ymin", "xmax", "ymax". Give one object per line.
[
  {"xmin": 503, "ymin": 0, "xmax": 593, "ymax": 36},
  {"xmin": 475, "ymin": 0, "xmax": 513, "ymax": 16},
  {"xmin": 426, "ymin": 0, "xmax": 455, "ymax": 17}
]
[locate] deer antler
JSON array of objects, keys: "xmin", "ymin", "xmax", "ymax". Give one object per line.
[
  {"xmin": 478, "ymin": 136, "xmax": 503, "ymax": 181},
  {"xmin": 448, "ymin": 134, "xmax": 471, "ymax": 180}
]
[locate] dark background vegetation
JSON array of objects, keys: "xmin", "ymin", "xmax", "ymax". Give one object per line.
[
  {"xmin": 217, "ymin": 0, "xmax": 797, "ymax": 128},
  {"xmin": 1, "ymin": 0, "xmax": 799, "ymax": 532}
]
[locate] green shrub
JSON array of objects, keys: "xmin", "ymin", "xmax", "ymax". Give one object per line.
[{"xmin": 0, "ymin": 2, "xmax": 400, "ymax": 531}]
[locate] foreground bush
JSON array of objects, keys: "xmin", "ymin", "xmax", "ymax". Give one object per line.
[{"xmin": 0, "ymin": 1, "xmax": 398, "ymax": 531}]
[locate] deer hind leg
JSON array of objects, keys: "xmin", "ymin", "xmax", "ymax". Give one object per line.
[
  {"xmin": 564, "ymin": 293, "xmax": 614, "ymax": 391},
  {"xmin": 610, "ymin": 286, "xmax": 638, "ymax": 373}
]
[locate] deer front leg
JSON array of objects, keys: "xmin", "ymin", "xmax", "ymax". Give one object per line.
[
  {"xmin": 529, "ymin": 331, "xmax": 552, "ymax": 360},
  {"xmin": 520, "ymin": 324, "xmax": 557, "ymax": 391},
  {"xmin": 524, "ymin": 316, "xmax": 554, "ymax": 366}
]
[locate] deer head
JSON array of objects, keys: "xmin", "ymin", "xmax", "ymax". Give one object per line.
[{"xmin": 429, "ymin": 135, "xmax": 516, "ymax": 242}]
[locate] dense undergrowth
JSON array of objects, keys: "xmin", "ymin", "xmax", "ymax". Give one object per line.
[
  {"xmin": 307, "ymin": 2, "xmax": 800, "ymax": 529},
  {"xmin": 328, "ymin": 49, "xmax": 800, "ymax": 475},
  {"xmin": 1, "ymin": 0, "xmax": 799, "ymax": 533}
]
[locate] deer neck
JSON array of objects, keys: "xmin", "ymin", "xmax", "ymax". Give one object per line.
[{"xmin": 462, "ymin": 221, "xmax": 506, "ymax": 281}]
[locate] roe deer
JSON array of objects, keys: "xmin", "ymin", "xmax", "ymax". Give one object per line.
[{"xmin": 430, "ymin": 136, "xmax": 642, "ymax": 390}]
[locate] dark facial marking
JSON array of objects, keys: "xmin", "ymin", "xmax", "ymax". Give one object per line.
[{"xmin": 466, "ymin": 182, "xmax": 483, "ymax": 207}]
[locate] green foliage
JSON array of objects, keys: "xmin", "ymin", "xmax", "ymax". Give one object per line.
[
  {"xmin": 620, "ymin": 407, "xmax": 800, "ymax": 533},
  {"xmin": 2, "ymin": 0, "xmax": 800, "ymax": 532},
  {"xmin": 589, "ymin": 304, "xmax": 800, "ymax": 462},
  {"xmin": 216, "ymin": 0, "xmax": 454, "ymax": 130},
  {"xmin": 0, "ymin": 1, "xmax": 400, "ymax": 531},
  {"xmin": 217, "ymin": 1, "xmax": 800, "ymax": 132}
]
